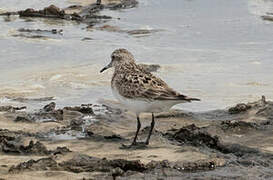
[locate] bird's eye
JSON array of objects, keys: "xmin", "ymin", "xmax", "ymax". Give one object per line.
[{"xmin": 112, "ymin": 55, "xmax": 117, "ymax": 60}]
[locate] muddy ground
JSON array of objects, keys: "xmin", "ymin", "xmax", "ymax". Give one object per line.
[
  {"xmin": 1, "ymin": 0, "xmax": 273, "ymax": 179},
  {"xmin": 0, "ymin": 96, "xmax": 273, "ymax": 179},
  {"xmin": 13, "ymin": 0, "xmax": 138, "ymax": 23},
  {"xmin": 0, "ymin": 0, "xmax": 163, "ymax": 41}
]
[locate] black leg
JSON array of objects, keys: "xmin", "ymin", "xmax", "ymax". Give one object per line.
[
  {"xmin": 131, "ymin": 115, "xmax": 141, "ymax": 146},
  {"xmin": 145, "ymin": 113, "xmax": 155, "ymax": 145}
]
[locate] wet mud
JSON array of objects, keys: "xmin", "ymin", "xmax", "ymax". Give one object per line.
[
  {"xmin": 11, "ymin": 28, "xmax": 63, "ymax": 40},
  {"xmin": 93, "ymin": 24, "xmax": 162, "ymax": 37},
  {"xmin": 0, "ymin": 0, "xmax": 164, "ymax": 41},
  {"xmin": 0, "ymin": 0, "xmax": 138, "ymax": 26},
  {"xmin": 10, "ymin": 96, "xmax": 55, "ymax": 103},
  {"xmin": 0, "ymin": 106, "xmax": 26, "ymax": 113},
  {"xmin": 0, "ymin": 97, "xmax": 273, "ymax": 179}
]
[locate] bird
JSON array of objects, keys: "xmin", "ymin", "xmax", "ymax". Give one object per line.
[{"xmin": 100, "ymin": 48, "xmax": 200, "ymax": 148}]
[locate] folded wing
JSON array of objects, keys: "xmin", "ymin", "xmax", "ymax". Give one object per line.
[{"xmin": 115, "ymin": 70, "xmax": 200, "ymax": 102}]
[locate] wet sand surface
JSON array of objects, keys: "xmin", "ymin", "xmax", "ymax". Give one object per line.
[{"xmin": 0, "ymin": 96, "xmax": 273, "ymax": 179}]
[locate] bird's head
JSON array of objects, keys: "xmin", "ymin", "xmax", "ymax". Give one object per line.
[{"xmin": 100, "ymin": 48, "xmax": 135, "ymax": 73}]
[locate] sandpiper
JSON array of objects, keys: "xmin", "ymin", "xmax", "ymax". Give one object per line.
[{"xmin": 100, "ymin": 48, "xmax": 200, "ymax": 148}]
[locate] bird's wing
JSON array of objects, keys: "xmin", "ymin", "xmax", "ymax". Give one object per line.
[{"xmin": 114, "ymin": 71, "xmax": 200, "ymax": 102}]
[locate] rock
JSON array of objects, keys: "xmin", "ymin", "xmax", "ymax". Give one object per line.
[
  {"xmin": 164, "ymin": 124, "xmax": 265, "ymax": 158},
  {"xmin": 0, "ymin": 129, "xmax": 34, "ymax": 143},
  {"xmin": 219, "ymin": 143, "xmax": 260, "ymax": 157},
  {"xmin": 165, "ymin": 124, "xmax": 221, "ymax": 150},
  {"xmin": 18, "ymin": 8, "xmax": 35, "ymax": 16},
  {"xmin": 59, "ymin": 154, "xmax": 146, "ymax": 173},
  {"xmin": 81, "ymin": 37, "xmax": 93, "ymax": 41},
  {"xmin": 18, "ymin": 103, "xmax": 64, "ymax": 122},
  {"xmin": 0, "ymin": 130, "xmax": 71, "ymax": 155},
  {"xmin": 261, "ymin": 15, "xmax": 273, "ymax": 22},
  {"xmin": 18, "ymin": 5, "xmax": 65, "ymax": 18},
  {"xmin": 85, "ymin": 124, "xmax": 124, "ymax": 141},
  {"xmin": 109, "ymin": 159, "xmax": 146, "ymax": 172},
  {"xmin": 104, "ymin": 134, "xmax": 123, "ymax": 140},
  {"xmin": 228, "ymin": 103, "xmax": 251, "ymax": 114},
  {"xmin": 43, "ymin": 5, "xmax": 64, "ymax": 16},
  {"xmin": 1, "ymin": 1, "xmax": 140, "ymax": 31},
  {"xmin": 164, "ymin": 123, "xmax": 272, "ymax": 165},
  {"xmin": 59, "ymin": 155, "xmax": 222, "ymax": 175},
  {"xmin": 179, "ymin": 160, "xmax": 216, "ymax": 171},
  {"xmin": 0, "ymin": 130, "xmax": 17, "ymax": 144},
  {"xmin": 18, "ymin": 28, "xmax": 63, "ymax": 34},
  {"xmin": 64, "ymin": 105, "xmax": 94, "ymax": 114},
  {"xmin": 1, "ymin": 140, "xmax": 49, "ymax": 155},
  {"xmin": 7, "ymin": 151, "xmax": 272, "ymax": 179},
  {"xmin": 11, "ymin": 96, "xmax": 55, "ymax": 102},
  {"xmin": 0, "ymin": 11, "xmax": 18, "ymax": 16},
  {"xmin": 126, "ymin": 29, "xmax": 162, "ymax": 37},
  {"xmin": 8, "ymin": 154, "xmax": 143, "ymax": 175},
  {"xmin": 0, "ymin": 106, "xmax": 26, "ymax": 112},
  {"xmin": 70, "ymin": 118, "xmax": 84, "ymax": 131},
  {"xmin": 66, "ymin": 5, "xmax": 83, "ymax": 9},
  {"xmin": 107, "ymin": 0, "xmax": 138, "ymax": 10},
  {"xmin": 17, "ymin": 5, "xmax": 83, "ymax": 22},
  {"xmin": 43, "ymin": 102, "xmax": 56, "ymax": 112},
  {"xmin": 127, "ymin": 29, "xmax": 152, "ymax": 35},
  {"xmin": 70, "ymin": 12, "xmax": 82, "ymax": 21},
  {"xmin": 14, "ymin": 116, "xmax": 33, "ymax": 123},
  {"xmin": 146, "ymin": 159, "xmax": 221, "ymax": 172},
  {"xmin": 80, "ymin": 3, "xmax": 104, "ymax": 15},
  {"xmin": 94, "ymin": 25, "xmax": 162, "ymax": 38},
  {"xmin": 11, "ymin": 34, "xmax": 47, "ymax": 39},
  {"xmin": 227, "ymin": 96, "xmax": 273, "ymax": 120},
  {"xmin": 96, "ymin": 25, "xmax": 122, "ymax": 32},
  {"xmin": 51, "ymin": 109, "xmax": 64, "ymax": 121},
  {"xmin": 64, "ymin": 5, "xmax": 83, "ymax": 12},
  {"xmin": 51, "ymin": 146, "xmax": 72, "ymax": 155},
  {"xmin": 59, "ymin": 154, "xmax": 108, "ymax": 173},
  {"xmin": 9, "ymin": 157, "xmax": 59, "ymax": 173},
  {"xmin": 85, "ymin": 15, "xmax": 112, "ymax": 19},
  {"xmin": 220, "ymin": 120, "xmax": 258, "ymax": 133},
  {"xmin": 30, "ymin": 109, "xmax": 64, "ymax": 122}
]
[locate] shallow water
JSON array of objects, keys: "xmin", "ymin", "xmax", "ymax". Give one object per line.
[{"xmin": 0, "ymin": 0, "xmax": 273, "ymax": 111}]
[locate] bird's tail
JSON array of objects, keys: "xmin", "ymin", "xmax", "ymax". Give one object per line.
[{"xmin": 178, "ymin": 95, "xmax": 201, "ymax": 102}]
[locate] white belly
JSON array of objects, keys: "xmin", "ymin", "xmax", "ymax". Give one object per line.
[{"xmin": 112, "ymin": 87, "xmax": 186, "ymax": 115}]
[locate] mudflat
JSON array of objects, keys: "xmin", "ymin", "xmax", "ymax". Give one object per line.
[{"xmin": 0, "ymin": 97, "xmax": 273, "ymax": 179}]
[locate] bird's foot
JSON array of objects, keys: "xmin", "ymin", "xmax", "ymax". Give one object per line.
[
  {"xmin": 144, "ymin": 141, "xmax": 149, "ymax": 145},
  {"xmin": 120, "ymin": 142, "xmax": 147, "ymax": 149}
]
